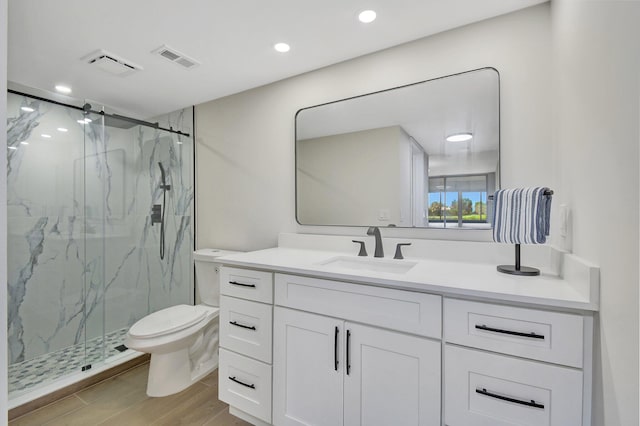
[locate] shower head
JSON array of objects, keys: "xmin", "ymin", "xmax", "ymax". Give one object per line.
[{"xmin": 158, "ymin": 162, "xmax": 166, "ymax": 185}]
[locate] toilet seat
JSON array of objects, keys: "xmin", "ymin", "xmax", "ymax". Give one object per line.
[{"xmin": 129, "ymin": 304, "xmax": 209, "ymax": 339}]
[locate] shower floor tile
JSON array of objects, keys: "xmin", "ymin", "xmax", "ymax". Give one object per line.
[{"xmin": 8, "ymin": 327, "xmax": 130, "ymax": 398}]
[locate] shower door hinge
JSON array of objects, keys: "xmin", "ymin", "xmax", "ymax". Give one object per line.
[{"xmin": 81, "ymin": 364, "xmax": 92, "ymax": 372}]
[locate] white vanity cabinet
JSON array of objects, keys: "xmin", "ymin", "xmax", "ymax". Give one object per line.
[
  {"xmin": 273, "ymin": 274, "xmax": 442, "ymax": 426},
  {"xmin": 217, "ymin": 251, "xmax": 596, "ymax": 426}
]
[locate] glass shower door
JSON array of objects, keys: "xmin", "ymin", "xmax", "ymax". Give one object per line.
[
  {"xmin": 6, "ymin": 93, "xmax": 93, "ymax": 396},
  {"xmin": 86, "ymin": 109, "xmax": 194, "ymax": 366}
]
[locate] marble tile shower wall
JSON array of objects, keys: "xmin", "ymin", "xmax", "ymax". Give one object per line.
[{"xmin": 6, "ymin": 94, "xmax": 194, "ymax": 367}]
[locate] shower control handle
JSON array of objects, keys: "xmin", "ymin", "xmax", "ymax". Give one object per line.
[{"xmin": 151, "ymin": 204, "xmax": 162, "ymax": 226}]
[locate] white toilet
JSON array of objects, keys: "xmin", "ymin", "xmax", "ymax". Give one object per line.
[{"xmin": 125, "ymin": 248, "xmax": 238, "ymax": 397}]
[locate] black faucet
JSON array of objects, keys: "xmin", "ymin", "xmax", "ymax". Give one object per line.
[{"xmin": 367, "ymin": 226, "xmax": 384, "ymax": 258}]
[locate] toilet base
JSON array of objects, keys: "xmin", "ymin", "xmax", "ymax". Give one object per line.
[
  {"xmin": 143, "ymin": 319, "xmax": 219, "ymax": 397},
  {"xmin": 146, "ymin": 349, "xmax": 219, "ymax": 397},
  {"xmin": 147, "ymin": 349, "xmax": 191, "ymax": 397}
]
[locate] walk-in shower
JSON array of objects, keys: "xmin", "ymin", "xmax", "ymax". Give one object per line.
[{"xmin": 5, "ymin": 91, "xmax": 194, "ymax": 405}]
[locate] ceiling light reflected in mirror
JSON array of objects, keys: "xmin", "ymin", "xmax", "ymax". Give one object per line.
[
  {"xmin": 446, "ymin": 132, "xmax": 473, "ymax": 142},
  {"xmin": 358, "ymin": 10, "xmax": 377, "ymax": 23},
  {"xmin": 274, "ymin": 43, "xmax": 291, "ymax": 53}
]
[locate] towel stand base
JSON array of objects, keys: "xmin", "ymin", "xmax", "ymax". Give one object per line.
[
  {"xmin": 497, "ymin": 264, "xmax": 540, "ymax": 276},
  {"xmin": 496, "ymin": 244, "xmax": 540, "ymax": 276}
]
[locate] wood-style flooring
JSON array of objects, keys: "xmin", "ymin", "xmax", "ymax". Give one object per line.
[{"xmin": 9, "ymin": 363, "xmax": 252, "ymax": 426}]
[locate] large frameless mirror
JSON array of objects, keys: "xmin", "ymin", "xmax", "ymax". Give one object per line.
[{"xmin": 295, "ymin": 67, "xmax": 500, "ymax": 229}]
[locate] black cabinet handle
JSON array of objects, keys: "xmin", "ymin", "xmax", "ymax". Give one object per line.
[
  {"xmin": 475, "ymin": 324, "xmax": 544, "ymax": 340},
  {"xmin": 346, "ymin": 329, "xmax": 351, "ymax": 375},
  {"xmin": 476, "ymin": 388, "xmax": 544, "ymax": 409},
  {"xmin": 229, "ymin": 321, "xmax": 256, "ymax": 330},
  {"xmin": 334, "ymin": 326, "xmax": 339, "ymax": 371},
  {"xmin": 229, "ymin": 281, "xmax": 256, "ymax": 288},
  {"xmin": 229, "ymin": 376, "xmax": 255, "ymax": 389}
]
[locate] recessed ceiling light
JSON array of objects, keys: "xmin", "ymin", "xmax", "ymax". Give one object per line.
[
  {"xmin": 55, "ymin": 85, "xmax": 72, "ymax": 94},
  {"xmin": 20, "ymin": 141, "xmax": 29, "ymax": 145},
  {"xmin": 358, "ymin": 10, "xmax": 377, "ymax": 23},
  {"xmin": 41, "ymin": 134, "xmax": 52, "ymax": 138},
  {"xmin": 446, "ymin": 132, "xmax": 473, "ymax": 142},
  {"xmin": 274, "ymin": 43, "xmax": 290, "ymax": 53},
  {"xmin": 21, "ymin": 106, "xmax": 35, "ymax": 112},
  {"xmin": 57, "ymin": 127, "xmax": 68, "ymax": 132},
  {"xmin": 8, "ymin": 146, "xmax": 17, "ymax": 150}
]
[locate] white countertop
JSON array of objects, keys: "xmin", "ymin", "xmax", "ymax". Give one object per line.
[{"xmin": 217, "ymin": 245, "xmax": 599, "ymax": 311}]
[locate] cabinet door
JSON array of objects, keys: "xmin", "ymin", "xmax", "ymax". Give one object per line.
[
  {"xmin": 344, "ymin": 323, "xmax": 441, "ymax": 426},
  {"xmin": 273, "ymin": 307, "xmax": 344, "ymax": 426}
]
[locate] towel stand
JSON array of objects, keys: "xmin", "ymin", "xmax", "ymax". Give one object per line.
[
  {"xmin": 497, "ymin": 244, "xmax": 540, "ymax": 276},
  {"xmin": 493, "ymin": 188, "xmax": 554, "ymax": 276}
]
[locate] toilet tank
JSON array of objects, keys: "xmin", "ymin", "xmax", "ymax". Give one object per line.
[{"xmin": 194, "ymin": 249, "xmax": 241, "ymax": 306}]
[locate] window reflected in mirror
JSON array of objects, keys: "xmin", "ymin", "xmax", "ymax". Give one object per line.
[{"xmin": 427, "ymin": 175, "xmax": 493, "ymax": 228}]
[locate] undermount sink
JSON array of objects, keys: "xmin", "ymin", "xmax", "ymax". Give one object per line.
[{"xmin": 317, "ymin": 256, "xmax": 417, "ymax": 275}]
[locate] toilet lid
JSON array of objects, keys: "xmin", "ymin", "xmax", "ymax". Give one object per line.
[{"xmin": 129, "ymin": 304, "xmax": 208, "ymax": 338}]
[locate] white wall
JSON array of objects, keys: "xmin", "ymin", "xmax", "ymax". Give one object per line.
[
  {"xmin": 196, "ymin": 4, "xmax": 552, "ymax": 250},
  {"xmin": 1, "ymin": 0, "xmax": 8, "ymax": 421},
  {"xmin": 551, "ymin": 1, "xmax": 640, "ymax": 425}
]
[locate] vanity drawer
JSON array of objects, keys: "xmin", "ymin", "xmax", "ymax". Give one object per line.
[
  {"xmin": 219, "ymin": 348, "xmax": 272, "ymax": 424},
  {"xmin": 220, "ymin": 295, "xmax": 273, "ymax": 363},
  {"xmin": 444, "ymin": 345, "xmax": 583, "ymax": 426},
  {"xmin": 220, "ymin": 266, "xmax": 273, "ymax": 303},
  {"xmin": 444, "ymin": 298, "xmax": 584, "ymax": 367},
  {"xmin": 275, "ymin": 273, "xmax": 441, "ymax": 339}
]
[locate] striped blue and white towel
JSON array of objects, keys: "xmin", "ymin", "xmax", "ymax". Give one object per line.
[{"xmin": 492, "ymin": 187, "xmax": 552, "ymax": 244}]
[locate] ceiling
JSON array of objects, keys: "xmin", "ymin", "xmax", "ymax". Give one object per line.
[{"xmin": 8, "ymin": 0, "xmax": 545, "ymax": 120}]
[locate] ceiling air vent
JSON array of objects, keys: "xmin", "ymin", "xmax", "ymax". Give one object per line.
[
  {"xmin": 83, "ymin": 49, "xmax": 143, "ymax": 76},
  {"xmin": 153, "ymin": 45, "xmax": 200, "ymax": 69}
]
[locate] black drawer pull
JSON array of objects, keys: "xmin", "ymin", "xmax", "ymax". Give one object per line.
[
  {"xmin": 229, "ymin": 321, "xmax": 256, "ymax": 330},
  {"xmin": 476, "ymin": 388, "xmax": 544, "ymax": 409},
  {"xmin": 346, "ymin": 329, "xmax": 351, "ymax": 375},
  {"xmin": 475, "ymin": 324, "xmax": 544, "ymax": 339},
  {"xmin": 229, "ymin": 376, "xmax": 255, "ymax": 389},
  {"xmin": 229, "ymin": 280, "xmax": 256, "ymax": 288},
  {"xmin": 334, "ymin": 326, "xmax": 339, "ymax": 371}
]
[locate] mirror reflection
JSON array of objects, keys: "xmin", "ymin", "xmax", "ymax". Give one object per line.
[{"xmin": 296, "ymin": 67, "xmax": 500, "ymax": 229}]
